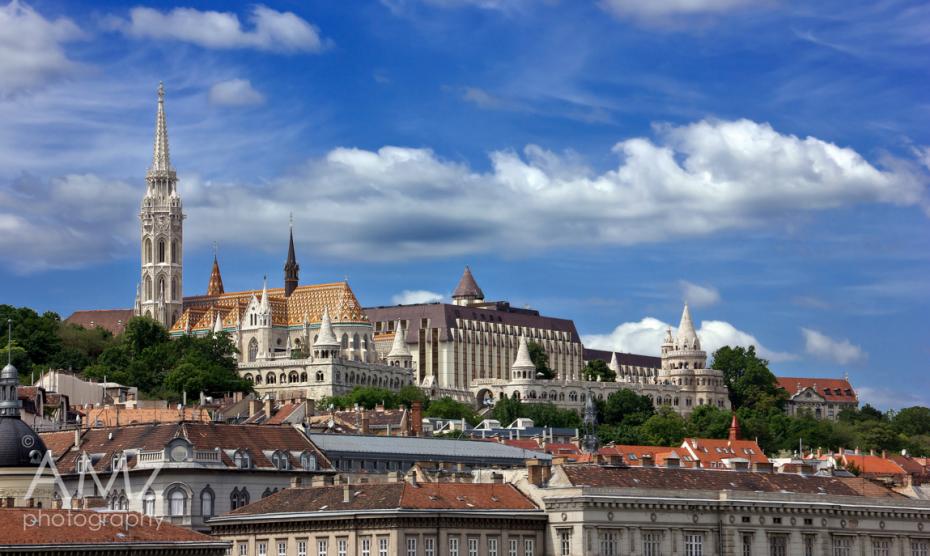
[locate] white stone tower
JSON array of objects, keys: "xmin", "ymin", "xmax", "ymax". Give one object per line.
[{"xmin": 136, "ymin": 82, "xmax": 184, "ymax": 328}]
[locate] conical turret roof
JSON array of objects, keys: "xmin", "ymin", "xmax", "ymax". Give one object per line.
[
  {"xmin": 314, "ymin": 307, "xmax": 340, "ymax": 348},
  {"xmin": 207, "ymin": 255, "xmax": 224, "ymax": 296},
  {"xmin": 608, "ymin": 352, "xmax": 620, "ymax": 372},
  {"xmin": 452, "ymin": 266, "xmax": 484, "ymax": 300},
  {"xmin": 512, "ymin": 336, "xmax": 535, "ymax": 372},
  {"xmin": 676, "ymin": 303, "xmax": 700, "ymax": 349},
  {"xmin": 387, "ymin": 322, "xmax": 412, "ymax": 358}
]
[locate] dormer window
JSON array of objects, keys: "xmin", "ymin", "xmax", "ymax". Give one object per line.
[
  {"xmin": 234, "ymin": 450, "xmax": 251, "ymax": 469},
  {"xmin": 271, "ymin": 450, "xmax": 290, "ymax": 471},
  {"xmin": 300, "ymin": 451, "xmax": 317, "ymax": 471},
  {"xmin": 111, "ymin": 452, "xmax": 126, "ymax": 471}
]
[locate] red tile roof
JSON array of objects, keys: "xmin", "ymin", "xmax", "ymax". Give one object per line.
[
  {"xmin": 65, "ymin": 309, "xmax": 134, "ymax": 336},
  {"xmin": 777, "ymin": 377, "xmax": 857, "ymax": 403},
  {"xmin": 0, "ymin": 509, "xmax": 225, "ymax": 547},
  {"xmin": 544, "ymin": 442, "xmax": 581, "ymax": 455},
  {"xmin": 226, "ymin": 482, "xmax": 538, "ymax": 516},
  {"xmin": 502, "ymin": 439, "xmax": 543, "ymax": 451},
  {"xmin": 839, "ymin": 454, "xmax": 908, "ymax": 477},
  {"xmin": 681, "ymin": 438, "xmax": 769, "ymax": 467}
]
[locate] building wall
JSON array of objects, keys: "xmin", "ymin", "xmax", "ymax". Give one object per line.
[{"xmin": 238, "ymin": 357, "xmax": 416, "ymax": 401}]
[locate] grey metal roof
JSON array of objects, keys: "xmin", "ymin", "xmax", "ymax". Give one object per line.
[{"xmin": 308, "ymin": 433, "xmax": 550, "ymax": 462}]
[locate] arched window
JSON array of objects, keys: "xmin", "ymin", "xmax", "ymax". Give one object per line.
[
  {"xmin": 316, "ymin": 370, "xmax": 324, "ymax": 382},
  {"xmin": 341, "ymin": 333, "xmax": 349, "ymax": 349},
  {"xmin": 288, "ymin": 371, "xmax": 299, "ymax": 383},
  {"xmin": 158, "ymin": 240, "xmax": 166, "ymax": 263},
  {"xmin": 352, "ymin": 334, "xmax": 360, "ymax": 350},
  {"xmin": 300, "ymin": 452, "xmax": 317, "ymax": 471},
  {"xmin": 233, "ymin": 450, "xmax": 250, "ymax": 469},
  {"xmin": 171, "ymin": 277, "xmax": 178, "ymax": 301},
  {"xmin": 118, "ymin": 492, "xmax": 128, "ymax": 510},
  {"xmin": 230, "ymin": 487, "xmax": 250, "ymax": 510},
  {"xmin": 167, "ymin": 487, "xmax": 187, "ymax": 517},
  {"xmin": 248, "ymin": 339, "xmax": 258, "ymax": 362},
  {"xmin": 266, "ymin": 372, "xmax": 275, "ymax": 384},
  {"xmin": 244, "ymin": 374, "xmax": 253, "ymax": 383},
  {"xmin": 171, "ymin": 240, "xmax": 178, "ymax": 263},
  {"xmin": 144, "ymin": 276, "xmax": 153, "ymax": 301},
  {"xmin": 300, "ymin": 372, "xmax": 308, "ymax": 382},
  {"xmin": 254, "ymin": 373, "xmax": 262, "ymax": 384},
  {"xmin": 144, "ymin": 238, "xmax": 152, "ymax": 263},
  {"xmin": 200, "ymin": 487, "xmax": 215, "ymax": 518},
  {"xmin": 143, "ymin": 489, "xmax": 155, "ymax": 515},
  {"xmin": 279, "ymin": 373, "xmax": 286, "ymax": 384},
  {"xmin": 158, "ymin": 277, "xmax": 165, "ymax": 300},
  {"xmin": 271, "ymin": 450, "xmax": 289, "ymax": 470}
]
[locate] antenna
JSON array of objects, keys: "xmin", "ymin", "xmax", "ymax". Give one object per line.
[{"xmin": 5, "ymin": 319, "xmax": 10, "ymax": 366}]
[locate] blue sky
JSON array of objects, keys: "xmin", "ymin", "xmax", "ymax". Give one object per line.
[{"xmin": 0, "ymin": 0, "xmax": 928, "ymax": 409}]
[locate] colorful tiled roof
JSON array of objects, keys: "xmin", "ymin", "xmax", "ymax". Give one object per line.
[
  {"xmin": 777, "ymin": 377, "xmax": 858, "ymax": 403},
  {"xmin": 172, "ymin": 281, "xmax": 368, "ymax": 333}
]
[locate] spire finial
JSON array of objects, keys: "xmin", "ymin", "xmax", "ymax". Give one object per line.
[
  {"xmin": 213, "ymin": 241, "xmax": 218, "ymax": 260},
  {"xmin": 148, "ymin": 81, "xmax": 174, "ymax": 177},
  {"xmin": 6, "ymin": 319, "xmax": 10, "ymax": 367}
]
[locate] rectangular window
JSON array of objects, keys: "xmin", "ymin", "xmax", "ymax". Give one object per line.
[
  {"xmin": 278, "ymin": 541, "xmax": 287, "ymax": 556},
  {"xmin": 488, "ymin": 537, "xmax": 499, "ymax": 556},
  {"xmin": 336, "ymin": 539, "xmax": 347, "ymax": 556},
  {"xmin": 804, "ymin": 536, "xmax": 816, "ymax": 556},
  {"xmin": 361, "ymin": 538, "xmax": 371, "ymax": 556},
  {"xmin": 425, "ymin": 537, "xmax": 436, "ymax": 556},
  {"xmin": 742, "ymin": 533, "xmax": 753, "ymax": 556},
  {"xmin": 468, "ymin": 537, "xmax": 478, "ymax": 556},
  {"xmin": 643, "ymin": 531, "xmax": 661, "ymax": 556},
  {"xmin": 685, "ymin": 533, "xmax": 704, "ymax": 556},
  {"xmin": 449, "ymin": 536, "xmax": 460, "ymax": 556},
  {"xmin": 600, "ymin": 530, "xmax": 618, "ymax": 556},
  {"xmin": 770, "ymin": 535, "xmax": 787, "ymax": 556},
  {"xmin": 913, "ymin": 540, "xmax": 930, "ymax": 556},
  {"xmin": 378, "ymin": 538, "xmax": 388, "ymax": 556},
  {"xmin": 524, "ymin": 538, "xmax": 535, "ymax": 556},
  {"xmin": 833, "ymin": 536, "xmax": 852, "ymax": 556},
  {"xmin": 872, "ymin": 539, "xmax": 891, "ymax": 556},
  {"xmin": 258, "ymin": 542, "xmax": 268, "ymax": 556},
  {"xmin": 239, "ymin": 542, "xmax": 249, "ymax": 556},
  {"xmin": 558, "ymin": 530, "xmax": 571, "ymax": 556},
  {"xmin": 406, "ymin": 537, "xmax": 417, "ymax": 556},
  {"xmin": 509, "ymin": 539, "xmax": 519, "ymax": 556}
]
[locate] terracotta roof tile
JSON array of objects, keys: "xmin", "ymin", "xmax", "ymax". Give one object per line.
[
  {"xmin": 681, "ymin": 438, "xmax": 769, "ymax": 466},
  {"xmin": 777, "ymin": 377, "xmax": 857, "ymax": 402},
  {"xmin": 0, "ymin": 509, "xmax": 223, "ymax": 546},
  {"xmin": 840, "ymin": 454, "xmax": 908, "ymax": 476},
  {"xmin": 65, "ymin": 310, "xmax": 133, "ymax": 335}
]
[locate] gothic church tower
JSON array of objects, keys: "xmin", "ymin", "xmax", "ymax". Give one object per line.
[{"xmin": 135, "ymin": 83, "xmax": 184, "ymax": 327}]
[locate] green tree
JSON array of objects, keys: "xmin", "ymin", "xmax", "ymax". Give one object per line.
[
  {"xmin": 527, "ymin": 341, "xmax": 554, "ymax": 380},
  {"xmin": 492, "ymin": 396, "xmax": 523, "ymax": 426},
  {"xmin": 712, "ymin": 345, "xmax": 787, "ymax": 411},
  {"xmin": 396, "ymin": 384, "xmax": 429, "ymax": 408},
  {"xmin": 520, "ymin": 403, "xmax": 583, "ymax": 428},
  {"xmin": 856, "ymin": 421, "xmax": 904, "ymax": 452},
  {"xmin": 687, "ymin": 405, "xmax": 732, "ymax": 439},
  {"xmin": 52, "ymin": 323, "xmax": 116, "ymax": 371},
  {"xmin": 893, "ymin": 406, "xmax": 930, "ymax": 436},
  {"xmin": 838, "ymin": 404, "xmax": 886, "ymax": 425},
  {"xmin": 601, "ymin": 389, "xmax": 654, "ymax": 427},
  {"xmin": 640, "ymin": 407, "xmax": 688, "ymax": 446},
  {"xmin": 0, "ymin": 305, "xmax": 64, "ymax": 375},
  {"xmin": 582, "ymin": 359, "xmax": 616, "ymax": 382},
  {"xmin": 424, "ymin": 397, "xmax": 478, "ymax": 426}
]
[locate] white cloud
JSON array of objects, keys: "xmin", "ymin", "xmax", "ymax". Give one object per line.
[
  {"xmin": 600, "ymin": 0, "xmax": 757, "ymax": 24},
  {"xmin": 802, "ymin": 328, "xmax": 866, "ymax": 365},
  {"xmin": 208, "ymin": 79, "xmax": 265, "ymax": 106},
  {"xmin": 0, "ymin": 1, "xmax": 85, "ymax": 95},
  {"xmin": 679, "ymin": 280, "xmax": 720, "ymax": 307},
  {"xmin": 118, "ymin": 5, "xmax": 325, "ymax": 52},
  {"xmin": 2, "ymin": 118, "xmax": 928, "ymax": 272},
  {"xmin": 391, "ymin": 290, "xmax": 446, "ymax": 305},
  {"xmin": 583, "ymin": 316, "xmax": 794, "ymax": 362},
  {"xmin": 856, "ymin": 386, "xmax": 930, "ymax": 411}
]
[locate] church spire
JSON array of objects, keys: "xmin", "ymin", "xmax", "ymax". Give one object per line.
[
  {"xmin": 677, "ymin": 303, "xmax": 700, "ymax": 350},
  {"xmin": 207, "ymin": 245, "xmax": 224, "ymax": 296},
  {"xmin": 148, "ymin": 82, "xmax": 174, "ymax": 178},
  {"xmin": 283, "ymin": 215, "xmax": 299, "ymax": 298},
  {"xmin": 452, "ymin": 265, "xmax": 484, "ymax": 306}
]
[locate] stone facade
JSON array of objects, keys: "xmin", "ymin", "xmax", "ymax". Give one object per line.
[
  {"xmin": 471, "ymin": 304, "xmax": 730, "ymax": 417},
  {"xmin": 778, "ymin": 376, "xmax": 858, "ymax": 420}
]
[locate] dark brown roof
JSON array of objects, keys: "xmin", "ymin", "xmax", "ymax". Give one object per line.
[
  {"xmin": 561, "ymin": 464, "xmax": 874, "ymax": 496},
  {"xmin": 452, "ymin": 266, "xmax": 484, "ymax": 299},
  {"xmin": 65, "ymin": 309, "xmax": 134, "ymax": 335},
  {"xmin": 42, "ymin": 422, "xmax": 331, "ymax": 473},
  {"xmin": 365, "ymin": 303, "xmax": 581, "ymax": 343},
  {"xmin": 227, "ymin": 482, "xmax": 538, "ymax": 516},
  {"xmin": 583, "ymin": 348, "xmax": 661, "ymax": 369},
  {"xmin": 0, "ymin": 509, "xmax": 224, "ymax": 546}
]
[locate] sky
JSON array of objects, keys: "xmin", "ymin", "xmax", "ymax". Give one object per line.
[{"xmin": 0, "ymin": 0, "xmax": 928, "ymax": 410}]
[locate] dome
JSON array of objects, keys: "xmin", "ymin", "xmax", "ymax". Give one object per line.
[
  {"xmin": 0, "ymin": 418, "xmax": 46, "ymax": 468},
  {"xmin": 0, "ymin": 364, "xmax": 16, "ymax": 381}
]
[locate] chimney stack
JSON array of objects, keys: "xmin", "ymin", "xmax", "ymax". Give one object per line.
[
  {"xmin": 526, "ymin": 458, "xmax": 551, "ymax": 487},
  {"xmin": 263, "ymin": 397, "xmax": 273, "ymax": 419},
  {"xmin": 360, "ymin": 410, "xmax": 370, "ymax": 435},
  {"xmin": 248, "ymin": 398, "xmax": 260, "ymax": 418},
  {"xmin": 728, "ymin": 414, "xmax": 741, "ymax": 442},
  {"xmin": 411, "ymin": 401, "xmax": 423, "ymax": 437},
  {"xmin": 343, "ymin": 484, "xmax": 351, "ymax": 504}
]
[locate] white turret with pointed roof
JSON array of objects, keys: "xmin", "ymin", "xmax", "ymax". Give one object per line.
[
  {"xmin": 313, "ymin": 307, "xmax": 340, "ymax": 358},
  {"xmin": 213, "ymin": 312, "xmax": 223, "ymax": 335},
  {"xmin": 510, "ymin": 336, "xmax": 536, "ymax": 381},
  {"xmin": 608, "ymin": 352, "xmax": 620, "ymax": 373},
  {"xmin": 676, "ymin": 303, "xmax": 700, "ymax": 351},
  {"xmin": 386, "ymin": 321, "xmax": 413, "ymax": 368},
  {"xmin": 136, "ymin": 82, "xmax": 183, "ymax": 329}
]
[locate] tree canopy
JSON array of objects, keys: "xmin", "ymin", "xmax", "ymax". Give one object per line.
[{"xmin": 527, "ymin": 341, "xmax": 555, "ymax": 380}]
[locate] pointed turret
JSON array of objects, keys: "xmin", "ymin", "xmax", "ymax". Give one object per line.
[
  {"xmin": 213, "ymin": 312, "xmax": 223, "ymax": 335},
  {"xmin": 314, "ymin": 308, "xmax": 340, "ymax": 349},
  {"xmin": 386, "ymin": 322, "xmax": 413, "ymax": 368},
  {"xmin": 283, "ymin": 217, "xmax": 299, "ymax": 298},
  {"xmin": 1, "ymin": 320, "xmax": 19, "ymax": 418},
  {"xmin": 608, "ymin": 352, "xmax": 620, "ymax": 373},
  {"xmin": 148, "ymin": 82, "xmax": 174, "ymax": 178},
  {"xmin": 452, "ymin": 265, "xmax": 484, "ymax": 306},
  {"xmin": 207, "ymin": 254, "xmax": 224, "ymax": 296},
  {"xmin": 676, "ymin": 303, "xmax": 700, "ymax": 350},
  {"xmin": 510, "ymin": 336, "xmax": 536, "ymax": 380},
  {"xmin": 259, "ymin": 275, "xmax": 270, "ymax": 312}
]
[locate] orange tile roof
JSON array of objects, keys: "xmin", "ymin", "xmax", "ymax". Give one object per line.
[
  {"xmin": 544, "ymin": 442, "xmax": 581, "ymax": 455},
  {"xmin": 172, "ymin": 281, "xmax": 368, "ymax": 333},
  {"xmin": 839, "ymin": 454, "xmax": 908, "ymax": 476},
  {"xmin": 65, "ymin": 309, "xmax": 134, "ymax": 335},
  {"xmin": 681, "ymin": 438, "xmax": 769, "ymax": 467},
  {"xmin": 83, "ymin": 406, "xmax": 212, "ymax": 427},
  {"xmin": 777, "ymin": 377, "xmax": 857, "ymax": 402},
  {"xmin": 0, "ymin": 509, "xmax": 225, "ymax": 546},
  {"xmin": 502, "ymin": 439, "xmax": 544, "ymax": 451}
]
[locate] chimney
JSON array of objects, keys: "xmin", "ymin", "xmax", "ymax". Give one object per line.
[
  {"xmin": 305, "ymin": 399, "xmax": 315, "ymax": 416},
  {"xmin": 882, "ymin": 450, "xmax": 887, "ymax": 459},
  {"xmin": 411, "ymin": 401, "xmax": 423, "ymax": 437},
  {"xmin": 526, "ymin": 458, "xmax": 551, "ymax": 487},
  {"xmin": 73, "ymin": 427, "xmax": 81, "ymax": 450},
  {"xmin": 248, "ymin": 399, "xmax": 260, "ymax": 418},
  {"xmin": 360, "ymin": 410, "xmax": 370, "ymax": 435},
  {"xmin": 343, "ymin": 484, "xmax": 351, "ymax": 504},
  {"xmin": 263, "ymin": 397, "xmax": 273, "ymax": 419},
  {"xmin": 728, "ymin": 414, "xmax": 741, "ymax": 442}
]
